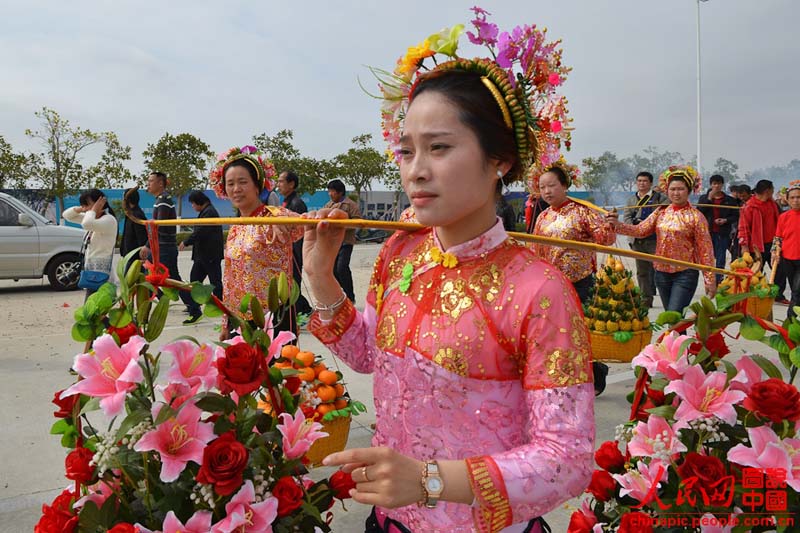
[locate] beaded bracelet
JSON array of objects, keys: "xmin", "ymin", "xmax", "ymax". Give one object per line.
[{"xmin": 312, "ymin": 291, "xmax": 348, "ymax": 314}]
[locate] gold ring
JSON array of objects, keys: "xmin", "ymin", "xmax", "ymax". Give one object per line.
[{"xmin": 361, "ymin": 466, "xmax": 370, "ymax": 483}]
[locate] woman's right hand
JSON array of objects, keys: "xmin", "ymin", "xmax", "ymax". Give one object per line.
[{"xmin": 302, "ymin": 208, "xmax": 349, "ymax": 303}]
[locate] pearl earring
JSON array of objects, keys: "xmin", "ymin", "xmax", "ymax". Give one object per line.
[{"xmin": 496, "ymin": 169, "xmax": 503, "ymax": 178}]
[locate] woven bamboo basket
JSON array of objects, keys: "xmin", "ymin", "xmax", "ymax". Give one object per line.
[
  {"xmin": 306, "ymin": 415, "xmax": 352, "ymax": 467},
  {"xmin": 590, "ymin": 329, "xmax": 653, "ymax": 363}
]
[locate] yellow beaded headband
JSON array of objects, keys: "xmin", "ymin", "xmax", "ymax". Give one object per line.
[
  {"xmin": 209, "ymin": 146, "xmax": 277, "ymax": 200},
  {"xmin": 480, "ymin": 76, "xmax": 513, "ymax": 129}
]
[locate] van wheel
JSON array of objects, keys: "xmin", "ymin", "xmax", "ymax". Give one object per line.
[{"xmin": 47, "ymin": 253, "xmax": 82, "ymax": 291}]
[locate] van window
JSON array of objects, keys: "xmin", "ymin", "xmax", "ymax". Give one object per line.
[{"xmin": 0, "ymin": 200, "xmax": 20, "ymax": 226}]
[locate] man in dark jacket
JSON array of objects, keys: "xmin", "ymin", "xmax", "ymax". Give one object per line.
[
  {"xmin": 180, "ymin": 191, "xmax": 224, "ymax": 323},
  {"xmin": 623, "ymin": 171, "xmax": 667, "ymax": 309},
  {"xmin": 698, "ymin": 174, "xmax": 739, "ymax": 283},
  {"xmin": 496, "ymin": 193, "xmax": 517, "ymax": 231},
  {"xmin": 276, "ymin": 171, "xmax": 312, "ymax": 315}
]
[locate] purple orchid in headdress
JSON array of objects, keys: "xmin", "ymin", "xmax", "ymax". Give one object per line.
[
  {"xmin": 240, "ymin": 145, "xmax": 258, "ymax": 155},
  {"xmin": 466, "ymin": 6, "xmax": 498, "ymax": 46}
]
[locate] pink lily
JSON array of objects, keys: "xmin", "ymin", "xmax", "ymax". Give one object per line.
[
  {"xmin": 728, "ymin": 426, "xmax": 800, "ymax": 490},
  {"xmin": 627, "ymin": 416, "xmax": 687, "ymax": 458},
  {"xmin": 277, "ymin": 409, "xmax": 328, "ymax": 460},
  {"xmin": 136, "ymin": 510, "xmax": 213, "ymax": 533},
  {"xmin": 211, "ymin": 480, "xmax": 278, "ymax": 533},
  {"xmin": 162, "ymin": 340, "xmax": 220, "ymax": 390},
  {"xmin": 631, "ymin": 331, "xmax": 693, "ymax": 380},
  {"xmin": 227, "ymin": 324, "xmax": 294, "ymax": 364},
  {"xmin": 61, "ymin": 334, "xmax": 146, "ymax": 417},
  {"xmin": 730, "ymin": 356, "xmax": 765, "ymax": 393},
  {"xmin": 612, "ymin": 460, "xmax": 667, "ymax": 505},
  {"xmin": 158, "ymin": 381, "xmax": 200, "ymax": 408},
  {"xmin": 134, "ymin": 402, "xmax": 215, "ymax": 482},
  {"xmin": 665, "ymin": 365, "xmax": 746, "ymax": 426},
  {"xmin": 74, "ymin": 479, "xmax": 117, "ymax": 510}
]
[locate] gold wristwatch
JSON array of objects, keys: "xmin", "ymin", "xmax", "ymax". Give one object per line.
[{"xmin": 421, "ymin": 461, "xmax": 444, "ymax": 508}]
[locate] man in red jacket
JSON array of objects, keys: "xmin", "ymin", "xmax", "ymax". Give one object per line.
[
  {"xmin": 774, "ymin": 183, "xmax": 800, "ymax": 319},
  {"xmin": 738, "ymin": 180, "xmax": 780, "ymax": 269}
]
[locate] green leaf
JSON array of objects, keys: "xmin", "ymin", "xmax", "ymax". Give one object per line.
[
  {"xmin": 290, "ymin": 278, "xmax": 300, "ymax": 306},
  {"xmin": 154, "ymin": 404, "xmax": 177, "ymax": 425},
  {"xmin": 191, "ymin": 284, "xmax": 213, "ymax": 305},
  {"xmin": 719, "ymin": 359, "xmax": 739, "ymax": 381},
  {"xmin": 161, "ymin": 286, "xmax": 179, "ymax": 301},
  {"xmin": 50, "ymin": 418, "xmax": 72, "ymax": 435},
  {"xmin": 79, "ymin": 396, "xmax": 101, "ymax": 415},
  {"xmin": 762, "ymin": 334, "xmax": 790, "ymax": 355},
  {"xmin": 790, "ymin": 347, "xmax": 800, "ymax": 369},
  {"xmin": 239, "ymin": 294, "xmax": 253, "ymax": 314},
  {"xmin": 71, "ymin": 322, "xmax": 94, "ymax": 342},
  {"xmin": 204, "ymin": 302, "xmax": 223, "ymax": 318},
  {"xmin": 692, "ymin": 346, "xmax": 712, "ymax": 366},
  {"xmin": 749, "ymin": 354, "xmax": 783, "ymax": 380},
  {"xmin": 114, "ymin": 408, "xmax": 151, "ymax": 442},
  {"xmin": 645, "ymin": 405, "xmax": 677, "ymax": 419},
  {"xmin": 195, "ymin": 393, "xmax": 237, "ymax": 414},
  {"xmin": 787, "ymin": 323, "xmax": 800, "ymax": 344},
  {"xmin": 108, "ymin": 308, "xmax": 133, "ymax": 328},
  {"xmin": 655, "ymin": 311, "xmax": 683, "ymax": 326},
  {"xmin": 739, "ymin": 316, "xmax": 766, "ymax": 341}
]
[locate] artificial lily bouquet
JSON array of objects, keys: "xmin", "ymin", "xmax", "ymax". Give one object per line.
[
  {"xmin": 573, "ymin": 296, "xmax": 800, "ymax": 533},
  {"xmin": 38, "ymin": 250, "xmax": 362, "ymax": 533}
]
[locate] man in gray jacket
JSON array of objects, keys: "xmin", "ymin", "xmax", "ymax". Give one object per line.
[{"xmin": 623, "ymin": 171, "xmax": 666, "ymax": 309}]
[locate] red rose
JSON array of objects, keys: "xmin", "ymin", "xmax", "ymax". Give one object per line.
[
  {"xmin": 594, "ymin": 441, "xmax": 625, "ymax": 473},
  {"xmin": 677, "ymin": 452, "xmax": 726, "ymax": 495},
  {"xmin": 689, "ymin": 332, "xmax": 730, "ymax": 359},
  {"xmin": 217, "ymin": 343, "xmax": 267, "ymax": 396},
  {"xmin": 743, "ymin": 378, "xmax": 800, "ymax": 423},
  {"xmin": 65, "ymin": 447, "xmax": 95, "ymax": 484},
  {"xmin": 107, "ymin": 524, "xmax": 136, "ymax": 533},
  {"xmin": 329, "ymin": 470, "xmax": 356, "ymax": 500},
  {"xmin": 619, "ymin": 512, "xmax": 653, "ymax": 533},
  {"xmin": 107, "ymin": 322, "xmax": 139, "ymax": 346},
  {"xmin": 52, "ymin": 389, "xmax": 79, "ymax": 419},
  {"xmin": 567, "ymin": 510, "xmax": 596, "ymax": 533},
  {"xmin": 585, "ymin": 470, "xmax": 616, "ymax": 502},
  {"xmin": 196, "ymin": 432, "xmax": 249, "ymax": 496},
  {"xmin": 284, "ymin": 376, "xmax": 302, "ymax": 395},
  {"xmin": 34, "ymin": 489, "xmax": 78, "ymax": 533},
  {"xmin": 273, "ymin": 476, "xmax": 304, "ymax": 517},
  {"xmin": 645, "ymin": 383, "xmax": 666, "ymax": 406}
]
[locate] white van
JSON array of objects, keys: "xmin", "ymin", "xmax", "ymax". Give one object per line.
[{"xmin": 0, "ymin": 192, "xmax": 85, "ymax": 290}]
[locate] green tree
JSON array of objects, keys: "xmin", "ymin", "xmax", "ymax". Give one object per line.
[
  {"xmin": 711, "ymin": 157, "xmax": 741, "ymax": 184},
  {"xmin": 332, "ymin": 134, "xmax": 392, "ymax": 205},
  {"xmin": 580, "ymin": 151, "xmax": 633, "ymax": 204},
  {"xmin": 627, "ymin": 146, "xmax": 686, "ymax": 178},
  {"xmin": 142, "ymin": 132, "xmax": 214, "ymax": 216},
  {"xmin": 25, "ymin": 107, "xmax": 133, "ymax": 212},
  {"xmin": 380, "ymin": 164, "xmax": 404, "ymax": 219},
  {"xmin": 252, "ymin": 129, "xmax": 330, "ymax": 194},
  {"xmin": 0, "ymin": 135, "xmax": 36, "ymax": 189}
]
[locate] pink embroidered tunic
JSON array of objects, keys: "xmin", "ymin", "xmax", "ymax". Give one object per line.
[
  {"xmin": 532, "ymin": 199, "xmax": 616, "ymax": 282},
  {"xmin": 222, "ymin": 204, "xmax": 303, "ymax": 329},
  {"xmin": 309, "ymin": 221, "xmax": 595, "ymax": 533},
  {"xmin": 615, "ymin": 204, "xmax": 715, "ymax": 287}
]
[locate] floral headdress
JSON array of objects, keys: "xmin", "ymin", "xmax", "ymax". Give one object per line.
[
  {"xmin": 374, "ymin": 7, "xmax": 572, "ymax": 181},
  {"xmin": 658, "ymin": 165, "xmax": 701, "ymax": 195},
  {"xmin": 209, "ymin": 145, "xmax": 276, "ymax": 199},
  {"xmin": 526, "ymin": 156, "xmax": 581, "ymax": 195},
  {"xmin": 787, "ymin": 179, "xmax": 800, "ymax": 192}
]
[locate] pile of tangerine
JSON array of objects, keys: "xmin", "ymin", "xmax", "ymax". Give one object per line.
[{"xmin": 275, "ymin": 345, "xmax": 348, "ymax": 419}]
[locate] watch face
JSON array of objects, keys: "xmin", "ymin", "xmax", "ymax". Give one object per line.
[{"xmin": 426, "ymin": 477, "xmax": 443, "ymax": 493}]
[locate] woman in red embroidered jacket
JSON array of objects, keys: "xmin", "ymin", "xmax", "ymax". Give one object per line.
[
  {"xmin": 299, "ymin": 12, "xmax": 594, "ymax": 533},
  {"xmin": 608, "ymin": 166, "xmax": 716, "ymax": 313}
]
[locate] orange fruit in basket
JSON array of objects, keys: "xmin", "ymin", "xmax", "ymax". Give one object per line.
[
  {"xmin": 316, "ymin": 403, "xmax": 336, "ymax": 417},
  {"xmin": 316, "ymin": 385, "xmax": 337, "ymax": 402},
  {"xmin": 295, "ymin": 351, "xmax": 315, "ymax": 368},
  {"xmin": 312, "ymin": 362, "xmax": 327, "ymax": 377},
  {"xmin": 318, "ymin": 370, "xmax": 338, "ymax": 386},
  {"xmin": 334, "ymin": 398, "xmax": 348, "ymax": 409},
  {"xmin": 273, "ymin": 360, "xmax": 293, "ymax": 369},
  {"xmin": 281, "ymin": 345, "xmax": 300, "ymax": 359},
  {"xmin": 334, "ymin": 383, "xmax": 345, "ymax": 397},
  {"xmin": 297, "ymin": 367, "xmax": 316, "ymax": 382}
]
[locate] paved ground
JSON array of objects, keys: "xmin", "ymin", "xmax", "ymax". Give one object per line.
[{"xmin": 0, "ymin": 240, "xmax": 782, "ymax": 532}]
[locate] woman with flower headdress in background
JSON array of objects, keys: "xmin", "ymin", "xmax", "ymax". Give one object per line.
[
  {"xmin": 208, "ymin": 146, "xmax": 304, "ymax": 341},
  {"xmin": 607, "ymin": 165, "xmax": 715, "ymax": 313},
  {"xmin": 531, "ymin": 162, "xmax": 616, "ymax": 396},
  {"xmin": 303, "ymin": 8, "xmax": 594, "ymax": 533}
]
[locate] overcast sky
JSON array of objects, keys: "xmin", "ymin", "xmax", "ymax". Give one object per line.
[{"xmin": 1, "ymin": 0, "xmax": 797, "ymax": 185}]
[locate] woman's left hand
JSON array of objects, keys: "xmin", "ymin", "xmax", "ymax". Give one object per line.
[
  {"xmin": 323, "ymin": 447, "xmax": 424, "ymax": 508},
  {"xmin": 92, "ymin": 197, "xmax": 107, "ymax": 216},
  {"xmin": 705, "ymin": 282, "xmax": 717, "ymax": 298}
]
